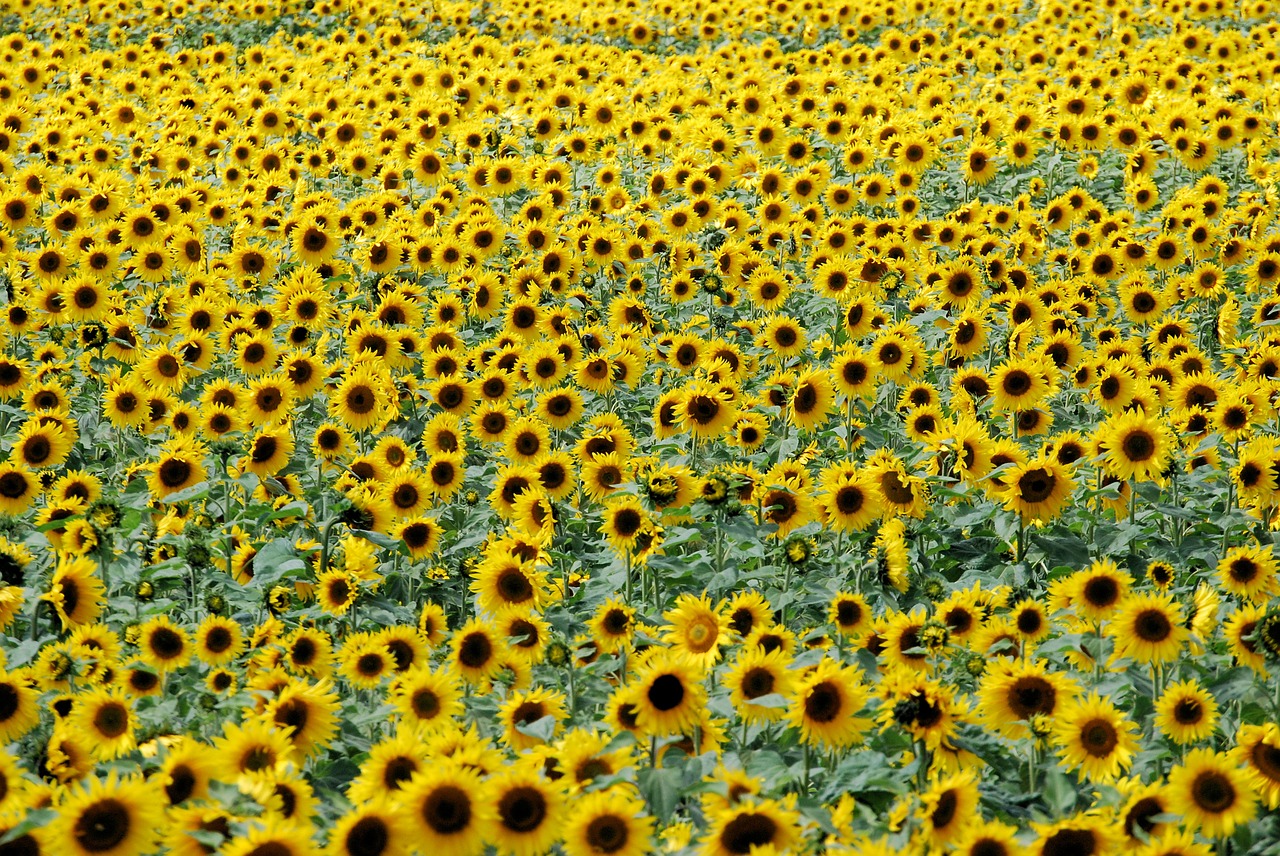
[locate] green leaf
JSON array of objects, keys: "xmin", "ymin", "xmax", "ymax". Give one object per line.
[
  {"xmin": 515, "ymin": 714, "xmax": 558, "ymax": 742},
  {"xmin": 638, "ymin": 766, "xmax": 683, "ymax": 822},
  {"xmin": 0, "ymin": 809, "xmax": 55, "ymax": 845},
  {"xmin": 350, "ymin": 529, "xmax": 401, "ymax": 549},
  {"xmin": 742, "ymin": 692, "xmax": 789, "ymax": 709},
  {"xmin": 36, "ymin": 514, "xmax": 82, "ymax": 533},
  {"xmin": 5, "ymin": 638, "xmax": 44, "ymax": 668},
  {"xmin": 1042, "ymin": 765, "xmax": 1077, "ymax": 816},
  {"xmin": 160, "ymin": 480, "xmax": 210, "ymax": 503}
]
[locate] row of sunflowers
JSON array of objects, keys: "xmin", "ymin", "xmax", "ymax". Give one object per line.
[{"xmin": 1, "ymin": 0, "xmax": 1280, "ymax": 854}]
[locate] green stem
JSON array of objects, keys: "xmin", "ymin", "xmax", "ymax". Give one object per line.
[{"xmin": 319, "ymin": 517, "xmax": 340, "ymax": 578}]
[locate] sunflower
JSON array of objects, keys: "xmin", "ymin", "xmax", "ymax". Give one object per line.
[
  {"xmin": 240, "ymin": 423, "xmax": 294, "ymax": 478},
  {"xmin": 920, "ymin": 770, "xmax": 979, "ymax": 846},
  {"xmin": 70, "ymin": 687, "xmax": 136, "ymax": 761},
  {"xmin": 451, "ymin": 618, "xmax": 508, "ymax": 685},
  {"xmin": 1217, "ymin": 543, "xmax": 1278, "ymax": 603},
  {"xmin": 828, "ymin": 591, "xmax": 872, "ymax": 641},
  {"xmin": 347, "ymin": 730, "xmax": 430, "ymax": 805},
  {"xmin": 395, "ymin": 515, "xmax": 442, "ymax": 561},
  {"xmin": 819, "ymin": 472, "xmax": 882, "ymax": 533},
  {"xmin": 484, "ymin": 766, "xmax": 564, "ymax": 856},
  {"xmin": 1168, "ymin": 748, "xmax": 1257, "ymax": 838},
  {"xmin": 159, "ymin": 739, "xmax": 217, "ymax": 806},
  {"xmin": 758, "ymin": 315, "xmax": 807, "ymax": 359},
  {"xmin": 1000, "ymin": 457, "xmax": 1074, "ymax": 523},
  {"xmin": 589, "ymin": 598, "xmax": 636, "ymax": 654},
  {"xmin": 419, "ymin": 452, "xmax": 464, "ymax": 502},
  {"xmin": 102, "ymin": 377, "xmax": 149, "ymax": 429},
  {"xmin": 490, "ymin": 463, "xmax": 540, "ymax": 518},
  {"xmin": 1108, "ymin": 592, "xmax": 1188, "ymax": 665},
  {"xmin": 560, "ymin": 790, "xmax": 652, "ymax": 856},
  {"xmin": 45, "ymin": 555, "xmax": 106, "ymax": 630},
  {"xmin": 333, "ymin": 367, "xmax": 391, "ymax": 431},
  {"xmin": 1116, "ymin": 781, "xmax": 1176, "ymax": 845},
  {"xmin": 472, "ymin": 555, "xmax": 546, "ymax": 615},
  {"xmin": 1155, "ymin": 679, "xmax": 1218, "ymax": 745},
  {"xmin": 220, "ymin": 818, "xmax": 314, "ymax": 856},
  {"xmin": 11, "ymin": 418, "xmax": 72, "ymax": 470},
  {"xmin": 400, "ymin": 763, "xmax": 490, "ymax": 856},
  {"xmin": 963, "ymin": 141, "xmax": 999, "ymax": 184},
  {"xmin": 1224, "ymin": 603, "xmax": 1268, "ymax": 674},
  {"xmin": 700, "ymin": 797, "xmax": 799, "ymax": 856},
  {"xmin": 329, "ymin": 797, "xmax": 410, "ymax": 856},
  {"xmin": 0, "ymin": 669, "xmax": 40, "ymax": 744},
  {"xmin": 867, "ymin": 453, "xmax": 929, "ymax": 519},
  {"xmin": 0, "ymin": 751, "xmax": 27, "ymax": 816},
  {"xmin": 977, "ymin": 659, "xmax": 1078, "ymax": 738},
  {"xmin": 0, "ymin": 463, "xmax": 38, "ymax": 516},
  {"xmin": 679, "ymin": 381, "xmax": 738, "ymax": 440},
  {"xmin": 499, "ymin": 687, "xmax": 567, "ymax": 751},
  {"xmin": 138, "ymin": 615, "xmax": 191, "ymax": 672},
  {"xmin": 758, "ymin": 481, "xmax": 814, "ymax": 538},
  {"xmin": 148, "ymin": 441, "xmax": 207, "ymax": 500},
  {"xmin": 1030, "ymin": 816, "xmax": 1119, "ymax": 856},
  {"xmin": 628, "ymin": 651, "xmax": 705, "ymax": 737},
  {"xmin": 1101, "ymin": 409, "xmax": 1172, "ymax": 483},
  {"xmin": 214, "ymin": 718, "xmax": 293, "ymax": 782},
  {"xmin": 663, "ymin": 593, "xmax": 730, "ymax": 667},
  {"xmin": 46, "ymin": 724, "xmax": 94, "ymax": 784},
  {"xmin": 531, "ymin": 451, "xmax": 575, "ymax": 501},
  {"xmin": 390, "ymin": 664, "xmax": 464, "ymax": 732},
  {"xmin": 244, "ymin": 375, "xmax": 292, "ymax": 424},
  {"xmin": 788, "ymin": 659, "xmax": 870, "ymax": 749},
  {"xmin": 1234, "ymin": 723, "xmax": 1280, "ymax": 809},
  {"xmin": 1068, "ymin": 559, "xmax": 1132, "ymax": 625},
  {"xmin": 264, "ymin": 679, "xmax": 340, "ymax": 758},
  {"xmin": 1051, "ymin": 694, "xmax": 1139, "ymax": 782},
  {"xmin": 951, "ymin": 819, "xmax": 1023, "ymax": 856},
  {"xmin": 48, "ymin": 771, "xmax": 164, "ymax": 856},
  {"xmin": 511, "ymin": 491, "xmax": 557, "ymax": 543},
  {"xmin": 341, "ymin": 637, "xmax": 396, "ymax": 689},
  {"xmin": 419, "ymin": 603, "xmax": 450, "ymax": 648},
  {"xmin": 880, "ymin": 669, "xmax": 966, "ymax": 754},
  {"xmin": 788, "ymin": 369, "xmax": 835, "ymax": 432},
  {"xmin": 724, "ymin": 648, "xmax": 795, "ymax": 725},
  {"xmin": 381, "ymin": 469, "xmax": 432, "ymax": 519},
  {"xmin": 990, "ymin": 358, "xmax": 1051, "ymax": 413}
]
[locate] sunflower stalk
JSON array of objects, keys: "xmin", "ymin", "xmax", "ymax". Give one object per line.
[
  {"xmin": 623, "ymin": 550, "xmax": 633, "ymax": 605},
  {"xmin": 915, "ymin": 739, "xmax": 930, "ymax": 791},
  {"xmin": 27, "ymin": 597, "xmax": 45, "ymax": 642},
  {"xmin": 318, "ymin": 516, "xmax": 340, "ymax": 579}
]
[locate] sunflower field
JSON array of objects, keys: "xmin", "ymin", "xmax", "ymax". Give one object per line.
[{"xmin": 6, "ymin": 0, "xmax": 1280, "ymax": 853}]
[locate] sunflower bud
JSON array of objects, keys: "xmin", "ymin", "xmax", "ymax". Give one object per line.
[
  {"xmin": 266, "ymin": 585, "xmax": 292, "ymax": 615},
  {"xmin": 80, "ymin": 322, "xmax": 108, "ymax": 349},
  {"xmin": 135, "ymin": 581, "xmax": 154, "ymax": 602},
  {"xmin": 1254, "ymin": 609, "xmax": 1280, "ymax": 661},
  {"xmin": 209, "ymin": 438, "xmax": 239, "ymax": 461},
  {"xmin": 182, "ymin": 540, "xmax": 212, "ymax": 569},
  {"xmin": 919, "ymin": 620, "xmax": 950, "ymax": 653},
  {"xmin": 544, "ymin": 639, "xmax": 571, "ymax": 667},
  {"xmin": 921, "ymin": 578, "xmax": 947, "ymax": 602}
]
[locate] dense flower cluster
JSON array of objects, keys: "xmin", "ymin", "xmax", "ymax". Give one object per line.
[{"xmin": 0, "ymin": 0, "xmax": 1278, "ymax": 854}]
